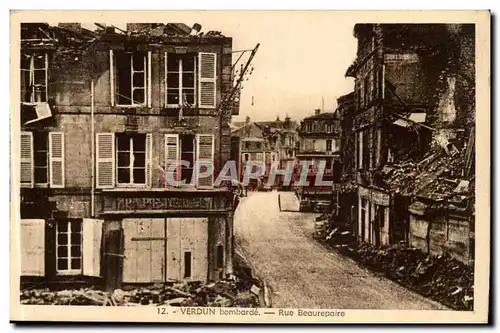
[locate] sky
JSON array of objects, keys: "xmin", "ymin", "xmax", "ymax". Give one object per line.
[{"xmin": 50, "ymin": 12, "xmax": 358, "ymax": 123}]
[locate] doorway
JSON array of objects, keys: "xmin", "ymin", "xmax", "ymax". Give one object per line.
[{"xmin": 122, "ymin": 217, "xmax": 208, "ymax": 283}]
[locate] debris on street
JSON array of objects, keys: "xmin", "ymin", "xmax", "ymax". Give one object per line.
[
  {"xmin": 20, "ymin": 278, "xmax": 260, "ymax": 308},
  {"xmin": 317, "ymin": 220, "xmax": 474, "ymax": 311}
]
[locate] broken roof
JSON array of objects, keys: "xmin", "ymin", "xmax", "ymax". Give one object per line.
[{"xmin": 381, "ymin": 147, "xmax": 473, "ymax": 204}]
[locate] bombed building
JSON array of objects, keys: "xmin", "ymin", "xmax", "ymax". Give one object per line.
[
  {"xmin": 19, "ymin": 22, "xmax": 240, "ymax": 289},
  {"xmin": 344, "ymin": 24, "xmax": 475, "ymax": 263}
]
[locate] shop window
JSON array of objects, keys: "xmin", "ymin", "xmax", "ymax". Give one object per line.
[
  {"xmin": 116, "ymin": 133, "xmax": 146, "ymax": 185},
  {"xmin": 56, "ymin": 219, "xmax": 82, "ymax": 274}
]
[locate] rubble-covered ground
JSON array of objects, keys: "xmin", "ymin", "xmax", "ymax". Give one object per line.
[
  {"xmin": 20, "ymin": 256, "xmax": 261, "ymax": 307},
  {"xmin": 317, "ymin": 216, "xmax": 474, "ymax": 311}
]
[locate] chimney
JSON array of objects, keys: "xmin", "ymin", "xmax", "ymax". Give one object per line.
[
  {"xmin": 190, "ymin": 23, "xmax": 202, "ymax": 36},
  {"xmin": 58, "ymin": 23, "xmax": 82, "ymax": 32},
  {"xmin": 315, "ymin": 108, "xmax": 321, "ymax": 115}
]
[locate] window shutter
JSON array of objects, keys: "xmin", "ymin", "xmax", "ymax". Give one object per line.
[
  {"xmin": 82, "ymin": 218, "xmax": 103, "ymax": 277},
  {"xmin": 110, "ymin": 50, "xmax": 115, "ymax": 106},
  {"xmin": 196, "ymin": 134, "xmax": 214, "ymax": 187},
  {"xmin": 164, "ymin": 52, "xmax": 168, "ymax": 108},
  {"xmin": 164, "ymin": 134, "xmax": 179, "ymax": 187},
  {"xmin": 20, "ymin": 132, "xmax": 33, "ymax": 188},
  {"xmin": 145, "ymin": 133, "xmax": 152, "ymax": 188},
  {"xmin": 198, "ymin": 52, "xmax": 217, "ymax": 108},
  {"xmin": 96, "ymin": 133, "xmax": 115, "ymax": 189},
  {"xmin": 147, "ymin": 51, "xmax": 152, "ymax": 108},
  {"xmin": 49, "ymin": 132, "xmax": 65, "ymax": 188},
  {"xmin": 20, "ymin": 219, "xmax": 45, "ymax": 276}
]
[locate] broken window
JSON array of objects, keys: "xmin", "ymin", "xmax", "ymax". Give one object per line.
[
  {"xmin": 56, "ymin": 219, "xmax": 82, "ymax": 274},
  {"xmin": 33, "ymin": 132, "xmax": 48, "ymax": 185},
  {"xmin": 180, "ymin": 134, "xmax": 195, "ymax": 184},
  {"xmin": 21, "ymin": 53, "xmax": 47, "ymax": 103},
  {"xmin": 116, "ymin": 133, "xmax": 146, "ymax": 185},
  {"xmin": 166, "ymin": 53, "xmax": 196, "ymax": 107},
  {"xmin": 112, "ymin": 51, "xmax": 149, "ymax": 106}
]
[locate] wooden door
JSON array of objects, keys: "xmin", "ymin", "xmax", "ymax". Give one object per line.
[
  {"xmin": 122, "ymin": 218, "xmax": 165, "ymax": 283},
  {"xmin": 166, "ymin": 217, "xmax": 208, "ymax": 282}
]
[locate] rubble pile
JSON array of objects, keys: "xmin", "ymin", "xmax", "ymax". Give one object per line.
[
  {"xmin": 319, "ymin": 223, "xmax": 474, "ymax": 311},
  {"xmin": 20, "ymin": 279, "xmax": 260, "ymax": 308}
]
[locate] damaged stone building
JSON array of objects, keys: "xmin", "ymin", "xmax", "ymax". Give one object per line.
[
  {"xmin": 19, "ymin": 22, "xmax": 239, "ymax": 289},
  {"xmin": 344, "ymin": 24, "xmax": 475, "ymax": 263}
]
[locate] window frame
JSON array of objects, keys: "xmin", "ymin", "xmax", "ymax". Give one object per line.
[
  {"xmin": 111, "ymin": 50, "xmax": 151, "ymax": 108},
  {"xmin": 56, "ymin": 219, "xmax": 83, "ymax": 275},
  {"xmin": 21, "ymin": 52, "xmax": 48, "ymax": 104},
  {"xmin": 33, "ymin": 131, "xmax": 49, "ymax": 187},
  {"xmin": 115, "ymin": 133, "xmax": 147, "ymax": 187},
  {"xmin": 165, "ymin": 53, "xmax": 197, "ymax": 108}
]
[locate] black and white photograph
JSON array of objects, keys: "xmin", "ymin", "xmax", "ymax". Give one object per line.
[{"xmin": 9, "ymin": 10, "xmax": 490, "ymax": 323}]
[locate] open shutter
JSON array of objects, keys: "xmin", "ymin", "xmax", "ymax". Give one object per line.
[
  {"xmin": 164, "ymin": 134, "xmax": 179, "ymax": 187},
  {"xmin": 83, "ymin": 218, "xmax": 103, "ymax": 277},
  {"xmin": 196, "ymin": 134, "xmax": 214, "ymax": 187},
  {"xmin": 145, "ymin": 133, "xmax": 152, "ymax": 188},
  {"xmin": 110, "ymin": 50, "xmax": 115, "ymax": 106},
  {"xmin": 49, "ymin": 132, "xmax": 65, "ymax": 188},
  {"xmin": 198, "ymin": 52, "xmax": 217, "ymax": 108},
  {"xmin": 20, "ymin": 132, "xmax": 33, "ymax": 188},
  {"xmin": 96, "ymin": 133, "xmax": 115, "ymax": 189},
  {"xmin": 164, "ymin": 52, "xmax": 168, "ymax": 108},
  {"xmin": 20, "ymin": 219, "xmax": 45, "ymax": 276},
  {"xmin": 147, "ymin": 51, "xmax": 152, "ymax": 108}
]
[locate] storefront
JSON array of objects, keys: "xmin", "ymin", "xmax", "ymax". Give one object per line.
[{"xmin": 96, "ymin": 189, "xmax": 235, "ymax": 289}]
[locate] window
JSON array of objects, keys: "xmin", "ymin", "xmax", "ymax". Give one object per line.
[
  {"xmin": 244, "ymin": 153, "xmax": 250, "ymax": 162},
  {"xmin": 33, "ymin": 132, "xmax": 48, "ymax": 185},
  {"xmin": 326, "ymin": 139, "xmax": 332, "ymax": 152},
  {"xmin": 56, "ymin": 219, "xmax": 82, "ymax": 274},
  {"xmin": 256, "ymin": 142, "xmax": 262, "ymax": 150},
  {"xmin": 116, "ymin": 133, "xmax": 146, "ymax": 185},
  {"xmin": 256, "ymin": 153, "xmax": 263, "ymax": 161},
  {"xmin": 180, "ymin": 134, "xmax": 195, "ymax": 184},
  {"xmin": 21, "ymin": 53, "xmax": 47, "ymax": 103},
  {"xmin": 184, "ymin": 251, "xmax": 192, "ymax": 278},
  {"xmin": 166, "ymin": 53, "xmax": 196, "ymax": 107},
  {"xmin": 111, "ymin": 50, "xmax": 150, "ymax": 106},
  {"xmin": 20, "ymin": 132, "xmax": 65, "ymax": 188},
  {"xmin": 216, "ymin": 245, "xmax": 224, "ymax": 269},
  {"xmin": 362, "ymin": 131, "xmax": 370, "ymax": 171},
  {"xmin": 245, "ymin": 142, "xmax": 250, "ymax": 149},
  {"xmin": 163, "ymin": 134, "xmax": 214, "ymax": 188},
  {"xmin": 363, "ymin": 76, "xmax": 370, "ymax": 107}
]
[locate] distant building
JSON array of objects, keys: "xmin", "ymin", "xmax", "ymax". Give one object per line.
[{"xmin": 297, "ymin": 109, "xmax": 341, "ymax": 180}]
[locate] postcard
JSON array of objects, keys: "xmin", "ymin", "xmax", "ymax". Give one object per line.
[{"xmin": 10, "ymin": 10, "xmax": 490, "ymax": 324}]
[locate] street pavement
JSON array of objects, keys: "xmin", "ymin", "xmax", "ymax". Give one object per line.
[{"xmin": 234, "ymin": 191, "xmax": 447, "ymax": 310}]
